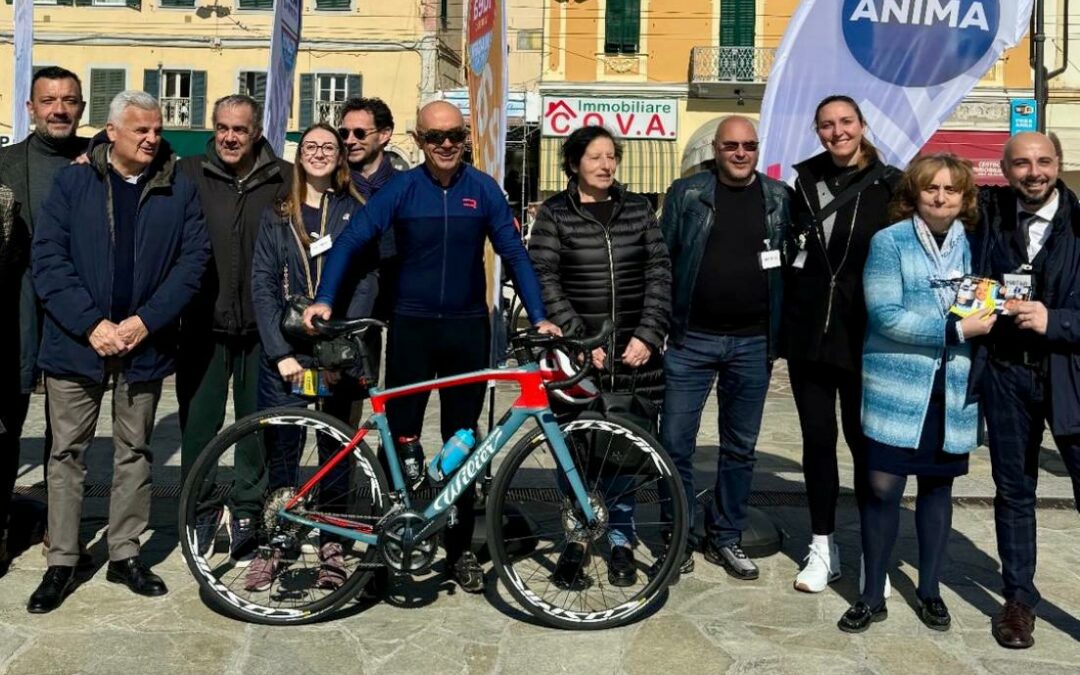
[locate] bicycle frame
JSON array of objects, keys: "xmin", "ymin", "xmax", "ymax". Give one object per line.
[{"xmin": 277, "ymin": 362, "xmax": 599, "ymax": 546}]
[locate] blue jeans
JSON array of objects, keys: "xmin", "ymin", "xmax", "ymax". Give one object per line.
[{"xmin": 660, "ymin": 332, "xmax": 770, "ymax": 547}]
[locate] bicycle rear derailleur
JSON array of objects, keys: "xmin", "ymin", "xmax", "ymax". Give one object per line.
[{"xmin": 377, "ymin": 510, "xmax": 438, "ymax": 574}]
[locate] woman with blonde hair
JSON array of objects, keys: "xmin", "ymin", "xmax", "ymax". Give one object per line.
[{"xmin": 839, "ymin": 153, "xmax": 994, "ymax": 632}]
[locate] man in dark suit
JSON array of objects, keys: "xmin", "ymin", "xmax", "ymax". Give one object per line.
[{"xmin": 0, "ymin": 66, "xmax": 88, "ymax": 565}]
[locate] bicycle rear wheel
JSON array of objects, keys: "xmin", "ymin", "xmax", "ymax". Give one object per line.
[
  {"xmin": 486, "ymin": 411, "xmax": 688, "ymax": 630},
  {"xmin": 178, "ymin": 407, "xmax": 390, "ymax": 625}
]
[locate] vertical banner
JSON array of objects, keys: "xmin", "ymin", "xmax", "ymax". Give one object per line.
[
  {"xmin": 759, "ymin": 0, "xmax": 1035, "ymax": 184},
  {"xmin": 263, "ymin": 0, "xmax": 303, "ymax": 156},
  {"xmin": 467, "ymin": 0, "xmax": 510, "ymax": 364},
  {"xmin": 12, "ymin": 0, "xmax": 33, "ymax": 143}
]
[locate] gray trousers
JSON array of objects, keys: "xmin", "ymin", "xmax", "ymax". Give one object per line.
[{"xmin": 45, "ymin": 369, "xmax": 161, "ymax": 566}]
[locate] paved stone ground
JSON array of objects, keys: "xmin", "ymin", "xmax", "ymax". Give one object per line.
[{"xmin": 1, "ymin": 363, "xmax": 1078, "ymax": 674}]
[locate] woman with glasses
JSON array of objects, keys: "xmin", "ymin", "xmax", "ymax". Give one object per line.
[
  {"xmin": 247, "ymin": 123, "xmax": 377, "ymax": 592},
  {"xmin": 839, "ymin": 154, "xmax": 992, "ymax": 632},
  {"xmin": 527, "ymin": 125, "xmax": 672, "ymax": 589},
  {"xmin": 784, "ymin": 95, "xmax": 902, "ymax": 595}
]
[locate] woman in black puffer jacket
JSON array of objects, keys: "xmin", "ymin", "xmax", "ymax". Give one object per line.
[
  {"xmin": 527, "ymin": 125, "xmax": 671, "ymax": 589},
  {"xmin": 528, "ymin": 126, "xmax": 671, "ymax": 403}
]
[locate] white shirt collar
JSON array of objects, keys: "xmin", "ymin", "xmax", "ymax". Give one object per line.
[
  {"xmin": 106, "ymin": 148, "xmax": 147, "ymax": 184},
  {"xmin": 1017, "ymin": 189, "xmax": 1059, "ymax": 223}
]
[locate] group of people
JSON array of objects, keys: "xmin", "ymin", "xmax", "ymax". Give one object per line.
[{"xmin": 0, "ymin": 66, "xmax": 1077, "ymax": 651}]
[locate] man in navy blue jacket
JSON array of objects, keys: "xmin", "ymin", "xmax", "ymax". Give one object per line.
[
  {"xmin": 304, "ymin": 101, "xmax": 558, "ymax": 593},
  {"xmin": 29, "ymin": 90, "xmax": 209, "ymax": 613}
]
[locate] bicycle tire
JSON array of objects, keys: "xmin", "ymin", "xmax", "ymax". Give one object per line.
[
  {"xmin": 178, "ymin": 407, "xmax": 390, "ymax": 625},
  {"xmin": 486, "ymin": 411, "xmax": 688, "ymax": 630}
]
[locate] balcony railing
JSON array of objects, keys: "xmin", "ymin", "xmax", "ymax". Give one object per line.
[
  {"xmin": 315, "ymin": 100, "xmax": 346, "ymax": 125},
  {"xmin": 690, "ymin": 46, "xmax": 775, "ymax": 84},
  {"xmin": 161, "ymin": 97, "xmax": 191, "ymax": 129}
]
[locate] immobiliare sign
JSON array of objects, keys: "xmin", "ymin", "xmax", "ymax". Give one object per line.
[{"xmin": 541, "ymin": 97, "xmax": 679, "ymax": 139}]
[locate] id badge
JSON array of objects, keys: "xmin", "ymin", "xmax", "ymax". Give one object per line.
[
  {"xmin": 793, "ymin": 250, "xmax": 808, "ymax": 269},
  {"xmin": 759, "ymin": 249, "xmax": 781, "ymax": 270},
  {"xmin": 1001, "ymin": 273, "xmax": 1034, "ymax": 315},
  {"xmin": 310, "ymin": 234, "xmax": 333, "ymax": 258}
]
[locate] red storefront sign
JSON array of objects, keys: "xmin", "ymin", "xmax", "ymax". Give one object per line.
[{"xmin": 919, "ymin": 130, "xmax": 1010, "ymax": 185}]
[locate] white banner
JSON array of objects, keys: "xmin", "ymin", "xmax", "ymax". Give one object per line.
[
  {"xmin": 263, "ymin": 0, "xmax": 302, "ymax": 156},
  {"xmin": 759, "ymin": 0, "xmax": 1035, "ymax": 184},
  {"xmin": 12, "ymin": 0, "xmax": 33, "ymax": 143}
]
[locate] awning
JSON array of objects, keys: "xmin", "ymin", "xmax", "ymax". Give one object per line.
[
  {"xmin": 539, "ymin": 136, "xmax": 678, "ymax": 194},
  {"xmin": 681, "ymin": 117, "xmax": 727, "ymax": 175},
  {"xmin": 919, "ymin": 130, "xmax": 1010, "ymax": 186}
]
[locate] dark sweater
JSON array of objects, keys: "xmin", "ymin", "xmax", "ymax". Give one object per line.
[
  {"xmin": 28, "ymin": 135, "xmax": 85, "ymax": 228},
  {"xmin": 688, "ymin": 179, "xmax": 768, "ymax": 336},
  {"xmin": 108, "ymin": 171, "xmax": 142, "ymax": 321}
]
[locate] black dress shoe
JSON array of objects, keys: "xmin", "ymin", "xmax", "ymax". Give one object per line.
[
  {"xmin": 918, "ymin": 597, "xmax": 952, "ymax": 631},
  {"xmin": 993, "ymin": 599, "xmax": 1035, "ymax": 649},
  {"xmin": 27, "ymin": 566, "xmax": 76, "ymax": 614},
  {"xmin": 838, "ymin": 601, "xmax": 888, "ymax": 633},
  {"xmin": 551, "ymin": 542, "xmax": 588, "ymax": 590},
  {"xmin": 607, "ymin": 546, "xmax": 638, "ymax": 587},
  {"xmin": 106, "ymin": 557, "xmax": 168, "ymax": 597}
]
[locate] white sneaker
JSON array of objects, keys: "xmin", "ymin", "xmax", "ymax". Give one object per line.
[
  {"xmin": 794, "ymin": 541, "xmax": 841, "ymax": 593},
  {"xmin": 859, "ymin": 555, "xmax": 892, "ymax": 599}
]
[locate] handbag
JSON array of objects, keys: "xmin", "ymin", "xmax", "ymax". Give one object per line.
[{"xmin": 280, "ymin": 220, "xmax": 317, "ymax": 342}]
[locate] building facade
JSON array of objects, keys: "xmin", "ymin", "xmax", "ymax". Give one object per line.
[
  {"xmin": 537, "ymin": 0, "xmax": 1034, "ymax": 198},
  {"xmin": 0, "ymin": 0, "xmax": 466, "ymax": 164}
]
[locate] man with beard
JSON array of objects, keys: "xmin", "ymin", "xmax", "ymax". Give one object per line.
[
  {"xmin": 972, "ymin": 131, "xmax": 1080, "ymax": 649},
  {"xmin": 0, "ymin": 67, "xmax": 89, "ymax": 566},
  {"xmin": 339, "ymin": 97, "xmax": 398, "ymax": 199}
]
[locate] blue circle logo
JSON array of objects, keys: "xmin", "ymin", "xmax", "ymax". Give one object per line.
[{"xmin": 842, "ymin": 0, "xmax": 999, "ymax": 87}]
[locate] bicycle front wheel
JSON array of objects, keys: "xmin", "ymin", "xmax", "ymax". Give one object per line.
[
  {"xmin": 178, "ymin": 407, "xmax": 390, "ymax": 625},
  {"xmin": 486, "ymin": 411, "xmax": 688, "ymax": 630}
]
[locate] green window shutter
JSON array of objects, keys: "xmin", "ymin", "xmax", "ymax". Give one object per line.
[
  {"xmin": 238, "ymin": 0, "xmax": 273, "ymax": 9},
  {"xmin": 125, "ymin": 0, "xmax": 141, "ymax": 9},
  {"xmin": 161, "ymin": 0, "xmax": 195, "ymax": 6},
  {"xmin": 604, "ymin": 0, "xmax": 640, "ymax": 54},
  {"xmin": 315, "ymin": 0, "xmax": 350, "ymax": 9},
  {"xmin": 55, "ymin": 0, "xmax": 73, "ymax": 5},
  {"xmin": 143, "ymin": 69, "xmax": 160, "ymax": 99},
  {"xmin": 90, "ymin": 69, "xmax": 126, "ymax": 127},
  {"xmin": 74, "ymin": 0, "xmax": 92, "ymax": 5},
  {"xmin": 720, "ymin": 0, "xmax": 755, "ymax": 47},
  {"xmin": 253, "ymin": 73, "xmax": 267, "ymax": 102},
  {"xmin": 298, "ymin": 74, "xmax": 314, "ymax": 131},
  {"xmin": 346, "ymin": 74, "xmax": 362, "ymax": 99},
  {"xmin": 191, "ymin": 70, "xmax": 207, "ymax": 128}
]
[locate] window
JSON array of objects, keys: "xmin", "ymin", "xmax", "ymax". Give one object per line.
[
  {"xmin": 440, "ymin": 0, "xmax": 448, "ymax": 29},
  {"xmin": 298, "ymin": 73, "xmax": 362, "ymax": 130},
  {"xmin": 315, "ymin": 0, "xmax": 350, "ymax": 9},
  {"xmin": 236, "ymin": 0, "xmax": 273, "ymax": 9},
  {"xmin": 719, "ymin": 0, "xmax": 755, "ymax": 81},
  {"xmin": 604, "ymin": 0, "xmax": 641, "ymax": 55},
  {"xmin": 160, "ymin": 0, "xmax": 194, "ymax": 7},
  {"xmin": 143, "ymin": 68, "xmax": 207, "ymax": 128},
  {"xmin": 89, "ymin": 68, "xmax": 126, "ymax": 127},
  {"xmin": 238, "ymin": 71, "xmax": 267, "ymax": 101},
  {"xmin": 92, "ymin": 0, "xmax": 128, "ymax": 5},
  {"xmin": 516, "ymin": 29, "xmax": 542, "ymax": 51}
]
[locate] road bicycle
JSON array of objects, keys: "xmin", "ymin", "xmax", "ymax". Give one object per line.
[{"xmin": 178, "ymin": 318, "xmax": 688, "ymax": 630}]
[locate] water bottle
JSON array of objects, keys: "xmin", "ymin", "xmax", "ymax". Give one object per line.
[
  {"xmin": 427, "ymin": 429, "xmax": 476, "ymax": 483},
  {"xmin": 397, "ymin": 436, "xmax": 425, "ymax": 486}
]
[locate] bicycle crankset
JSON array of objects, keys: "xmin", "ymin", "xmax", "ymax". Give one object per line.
[
  {"xmin": 561, "ymin": 492, "xmax": 608, "ymax": 543},
  {"xmin": 377, "ymin": 510, "xmax": 438, "ymax": 574}
]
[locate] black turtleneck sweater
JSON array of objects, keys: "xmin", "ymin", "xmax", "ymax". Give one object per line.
[{"xmin": 27, "ymin": 133, "xmax": 88, "ymax": 229}]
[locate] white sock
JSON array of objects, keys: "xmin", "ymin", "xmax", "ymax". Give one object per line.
[{"xmin": 811, "ymin": 534, "xmax": 832, "ymax": 549}]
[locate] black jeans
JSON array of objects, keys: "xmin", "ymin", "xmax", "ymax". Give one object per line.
[
  {"xmin": 385, "ymin": 314, "xmax": 490, "ymax": 565},
  {"xmin": 788, "ymin": 359, "xmax": 868, "ymax": 535}
]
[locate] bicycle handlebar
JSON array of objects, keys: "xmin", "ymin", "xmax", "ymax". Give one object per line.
[{"xmin": 512, "ymin": 320, "xmax": 614, "ymax": 391}]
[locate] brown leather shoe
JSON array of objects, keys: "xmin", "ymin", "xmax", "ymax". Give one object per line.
[{"xmin": 993, "ymin": 600, "xmax": 1035, "ymax": 649}]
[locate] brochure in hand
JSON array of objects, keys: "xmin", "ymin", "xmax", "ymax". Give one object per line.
[{"xmin": 949, "ymin": 275, "xmax": 1033, "ymax": 318}]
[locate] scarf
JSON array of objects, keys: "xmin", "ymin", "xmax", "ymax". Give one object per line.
[
  {"xmin": 350, "ymin": 154, "xmax": 397, "ymax": 200},
  {"xmin": 912, "ymin": 215, "xmax": 968, "ymax": 314}
]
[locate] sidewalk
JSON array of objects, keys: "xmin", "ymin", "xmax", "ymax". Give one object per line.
[{"xmin": 2, "ymin": 362, "xmax": 1077, "ymax": 674}]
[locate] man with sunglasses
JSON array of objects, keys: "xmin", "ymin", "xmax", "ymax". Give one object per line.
[
  {"xmin": 304, "ymin": 100, "xmax": 559, "ymax": 593},
  {"xmin": 657, "ymin": 116, "xmax": 791, "ymax": 581}
]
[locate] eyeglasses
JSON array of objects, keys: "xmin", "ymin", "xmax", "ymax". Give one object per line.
[
  {"xmin": 338, "ymin": 127, "xmax": 379, "ymax": 141},
  {"xmin": 716, "ymin": 141, "xmax": 759, "ymax": 153},
  {"xmin": 418, "ymin": 128, "xmax": 468, "ymax": 146},
  {"xmin": 300, "ymin": 142, "xmax": 340, "ymax": 157}
]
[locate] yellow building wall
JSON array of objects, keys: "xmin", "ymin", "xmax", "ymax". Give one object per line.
[
  {"xmin": 647, "ymin": 0, "xmax": 712, "ymax": 84},
  {"xmin": 0, "ymin": 1, "xmax": 456, "ymax": 158},
  {"xmin": 563, "ymin": 2, "xmax": 597, "ymax": 83}
]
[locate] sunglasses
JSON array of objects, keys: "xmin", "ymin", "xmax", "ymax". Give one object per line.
[
  {"xmin": 418, "ymin": 128, "xmax": 468, "ymax": 146},
  {"xmin": 338, "ymin": 127, "xmax": 379, "ymax": 141},
  {"xmin": 716, "ymin": 141, "xmax": 760, "ymax": 153}
]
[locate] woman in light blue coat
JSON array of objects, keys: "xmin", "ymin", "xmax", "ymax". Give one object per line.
[{"xmin": 838, "ymin": 154, "xmax": 995, "ymax": 633}]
